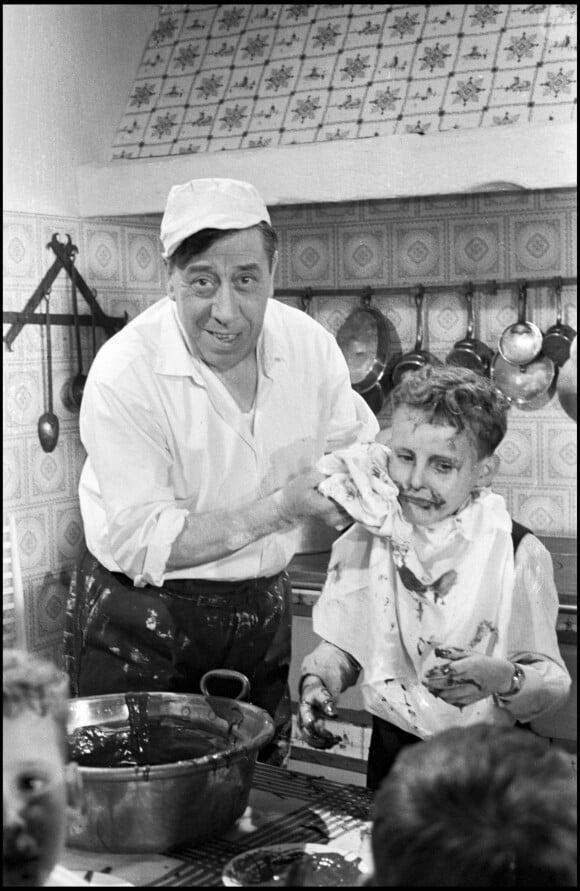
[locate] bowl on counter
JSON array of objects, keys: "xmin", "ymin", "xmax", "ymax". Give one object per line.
[{"xmin": 67, "ymin": 676, "xmax": 274, "ymax": 854}]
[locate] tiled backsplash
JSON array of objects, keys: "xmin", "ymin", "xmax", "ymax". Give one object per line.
[
  {"xmin": 111, "ymin": 3, "xmax": 577, "ymax": 159},
  {"xmin": 3, "ymin": 187, "xmax": 576, "ymax": 662}
]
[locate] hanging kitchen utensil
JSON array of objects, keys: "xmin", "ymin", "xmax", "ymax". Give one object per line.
[
  {"xmin": 37, "ymin": 292, "xmax": 60, "ymax": 452},
  {"xmin": 542, "ymin": 277, "xmax": 576, "ymax": 367},
  {"xmin": 556, "ymin": 335, "xmax": 577, "ymax": 421},
  {"xmin": 498, "ymin": 281, "xmax": 543, "ymax": 366},
  {"xmin": 491, "ymin": 351, "xmax": 556, "ymax": 407},
  {"xmin": 446, "ymin": 282, "xmax": 494, "ymax": 377},
  {"xmin": 361, "ymin": 381, "xmax": 384, "ymax": 414},
  {"xmin": 61, "ymin": 251, "xmax": 86, "ymax": 412},
  {"xmin": 391, "ymin": 285, "xmax": 441, "ymax": 387},
  {"xmin": 335, "ymin": 287, "xmax": 391, "ymax": 394}
]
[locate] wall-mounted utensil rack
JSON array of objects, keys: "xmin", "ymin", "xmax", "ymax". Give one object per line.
[
  {"xmin": 275, "ymin": 275, "xmax": 577, "ymax": 310},
  {"xmin": 3, "ymin": 233, "xmax": 127, "ymax": 351}
]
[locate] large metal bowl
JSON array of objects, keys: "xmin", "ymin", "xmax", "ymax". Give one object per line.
[{"xmin": 67, "ymin": 689, "xmax": 275, "ymax": 854}]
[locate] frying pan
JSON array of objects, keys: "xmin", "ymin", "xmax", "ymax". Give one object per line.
[
  {"xmin": 498, "ymin": 281, "xmax": 543, "ymax": 366},
  {"xmin": 556, "ymin": 335, "xmax": 577, "ymax": 421},
  {"xmin": 336, "ymin": 288, "xmax": 390, "ymax": 394},
  {"xmin": 446, "ymin": 282, "xmax": 493, "ymax": 377},
  {"xmin": 542, "ymin": 277, "xmax": 576, "ymax": 367},
  {"xmin": 391, "ymin": 286, "xmax": 441, "ymax": 387},
  {"xmin": 491, "ymin": 351, "xmax": 556, "ymax": 406}
]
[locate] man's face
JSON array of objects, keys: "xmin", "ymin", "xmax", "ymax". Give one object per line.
[
  {"xmin": 167, "ymin": 227, "xmax": 277, "ymax": 372},
  {"xmin": 389, "ymin": 405, "xmax": 494, "ymax": 527},
  {"xmin": 3, "ymin": 711, "xmax": 69, "ymax": 887}
]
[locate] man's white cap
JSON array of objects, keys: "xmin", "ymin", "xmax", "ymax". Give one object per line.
[{"xmin": 160, "ymin": 177, "xmax": 271, "ymax": 259}]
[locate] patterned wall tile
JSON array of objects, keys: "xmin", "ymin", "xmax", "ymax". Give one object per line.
[
  {"xmin": 124, "ymin": 228, "xmax": 164, "ymax": 289},
  {"xmin": 364, "ymin": 197, "xmax": 417, "ymax": 220},
  {"xmin": 15, "ymin": 508, "xmax": 50, "ymax": 575},
  {"xmin": 392, "ymin": 222, "xmax": 446, "ymax": 284},
  {"xmin": 3, "ymin": 440, "xmax": 26, "ymax": 506},
  {"xmin": 52, "ymin": 500, "xmax": 85, "ymax": 565},
  {"xmin": 509, "ymin": 214, "xmax": 563, "ymax": 276},
  {"xmin": 512, "ymin": 489, "xmax": 570, "ymax": 536},
  {"xmin": 449, "ymin": 218, "xmax": 506, "ymax": 279},
  {"xmin": 476, "ymin": 191, "xmax": 535, "ymax": 212},
  {"xmin": 84, "ymin": 226, "xmax": 123, "ymax": 284},
  {"xmin": 4, "ymin": 368, "xmax": 43, "ymax": 428},
  {"xmin": 495, "ymin": 422, "xmax": 537, "ymax": 483},
  {"xmin": 3, "ymin": 216, "xmax": 39, "ymax": 281},
  {"xmin": 286, "ymin": 227, "xmax": 335, "ymax": 285},
  {"xmin": 28, "ymin": 435, "xmax": 69, "ymax": 498},
  {"xmin": 337, "ymin": 225, "xmax": 390, "ymax": 283},
  {"xmin": 540, "ymin": 422, "xmax": 577, "ymax": 484},
  {"xmin": 23, "ymin": 571, "xmax": 69, "ymax": 651}
]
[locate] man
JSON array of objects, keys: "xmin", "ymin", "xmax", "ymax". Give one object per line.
[{"xmin": 64, "ymin": 177, "xmax": 378, "ymax": 766}]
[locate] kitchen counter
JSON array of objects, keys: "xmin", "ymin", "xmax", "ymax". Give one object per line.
[{"xmin": 60, "ymin": 763, "xmax": 373, "ymax": 887}]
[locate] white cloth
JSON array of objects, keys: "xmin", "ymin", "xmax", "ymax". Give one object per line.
[
  {"xmin": 79, "ymin": 297, "xmax": 378, "ymax": 586},
  {"xmin": 311, "ymin": 442, "xmax": 570, "ymax": 736},
  {"xmin": 45, "ymin": 864, "xmax": 133, "ymax": 886}
]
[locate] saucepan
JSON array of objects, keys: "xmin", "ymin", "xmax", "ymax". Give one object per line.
[
  {"xmin": 391, "ymin": 286, "xmax": 441, "ymax": 386},
  {"xmin": 446, "ymin": 282, "xmax": 493, "ymax": 377},
  {"xmin": 542, "ymin": 277, "xmax": 576, "ymax": 367},
  {"xmin": 491, "ymin": 351, "xmax": 556, "ymax": 407},
  {"xmin": 66, "ymin": 669, "xmax": 274, "ymax": 853},
  {"xmin": 336, "ymin": 287, "xmax": 391, "ymax": 395},
  {"xmin": 498, "ymin": 281, "xmax": 543, "ymax": 366}
]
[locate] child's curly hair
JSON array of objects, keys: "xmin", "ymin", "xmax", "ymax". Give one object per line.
[
  {"xmin": 390, "ymin": 365, "xmax": 511, "ymax": 459},
  {"xmin": 3, "ymin": 648, "xmax": 70, "ymax": 753}
]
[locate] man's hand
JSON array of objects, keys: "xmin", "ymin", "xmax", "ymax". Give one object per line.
[
  {"xmin": 277, "ymin": 471, "xmax": 351, "ymax": 528},
  {"xmin": 297, "ymin": 675, "xmax": 342, "ymax": 750},
  {"xmin": 423, "ymin": 647, "xmax": 515, "ymax": 709}
]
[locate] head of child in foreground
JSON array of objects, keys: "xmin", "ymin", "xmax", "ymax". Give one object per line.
[
  {"xmin": 3, "ymin": 648, "xmax": 80, "ymax": 887},
  {"xmin": 388, "ymin": 365, "xmax": 510, "ymax": 526},
  {"xmin": 370, "ymin": 723, "xmax": 577, "ymax": 887}
]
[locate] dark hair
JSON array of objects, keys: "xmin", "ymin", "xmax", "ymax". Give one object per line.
[
  {"xmin": 168, "ymin": 220, "xmax": 279, "ymax": 272},
  {"xmin": 371, "ymin": 724, "xmax": 577, "ymax": 887},
  {"xmin": 3, "ymin": 648, "xmax": 70, "ymax": 755},
  {"xmin": 390, "ymin": 365, "xmax": 510, "ymax": 459}
]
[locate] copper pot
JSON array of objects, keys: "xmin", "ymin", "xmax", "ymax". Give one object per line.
[
  {"xmin": 336, "ymin": 289, "xmax": 393, "ymax": 394},
  {"xmin": 446, "ymin": 283, "xmax": 493, "ymax": 377},
  {"xmin": 498, "ymin": 281, "xmax": 543, "ymax": 366},
  {"xmin": 391, "ymin": 286, "xmax": 441, "ymax": 386},
  {"xmin": 542, "ymin": 278, "xmax": 576, "ymax": 368},
  {"xmin": 491, "ymin": 351, "xmax": 556, "ymax": 406}
]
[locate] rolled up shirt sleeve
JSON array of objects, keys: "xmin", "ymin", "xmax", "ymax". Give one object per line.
[
  {"xmin": 499, "ymin": 534, "xmax": 572, "ymax": 722},
  {"xmin": 79, "ymin": 368, "xmax": 189, "ymax": 586}
]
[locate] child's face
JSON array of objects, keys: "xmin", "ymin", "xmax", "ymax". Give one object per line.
[
  {"xmin": 3, "ymin": 710, "xmax": 69, "ymax": 887},
  {"xmin": 389, "ymin": 405, "xmax": 495, "ymax": 527}
]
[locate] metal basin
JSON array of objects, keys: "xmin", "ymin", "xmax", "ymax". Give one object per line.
[{"xmin": 67, "ymin": 689, "xmax": 274, "ymax": 854}]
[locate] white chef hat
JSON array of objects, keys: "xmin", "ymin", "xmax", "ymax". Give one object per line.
[{"xmin": 160, "ymin": 177, "xmax": 271, "ymax": 259}]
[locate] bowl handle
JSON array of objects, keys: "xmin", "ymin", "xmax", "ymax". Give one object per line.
[{"xmin": 200, "ymin": 669, "xmax": 251, "ymax": 701}]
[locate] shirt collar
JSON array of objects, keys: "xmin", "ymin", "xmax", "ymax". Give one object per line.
[{"xmin": 154, "ymin": 298, "xmax": 287, "ymax": 382}]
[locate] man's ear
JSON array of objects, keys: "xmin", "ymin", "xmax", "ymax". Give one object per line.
[
  {"xmin": 65, "ymin": 762, "xmax": 83, "ymax": 810},
  {"xmin": 476, "ymin": 453, "xmax": 500, "ymax": 488}
]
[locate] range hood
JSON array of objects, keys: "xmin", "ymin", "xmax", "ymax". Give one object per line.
[{"xmin": 77, "ymin": 122, "xmax": 576, "ymax": 217}]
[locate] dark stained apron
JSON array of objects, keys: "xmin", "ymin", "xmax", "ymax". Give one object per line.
[{"xmin": 64, "ymin": 550, "xmax": 293, "ymax": 767}]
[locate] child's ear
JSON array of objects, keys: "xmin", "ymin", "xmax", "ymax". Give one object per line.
[
  {"xmin": 65, "ymin": 762, "xmax": 83, "ymax": 810},
  {"xmin": 476, "ymin": 453, "xmax": 500, "ymax": 488}
]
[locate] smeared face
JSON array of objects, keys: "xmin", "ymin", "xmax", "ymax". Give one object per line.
[
  {"xmin": 3, "ymin": 712, "xmax": 68, "ymax": 887},
  {"xmin": 168, "ymin": 227, "xmax": 277, "ymax": 372},
  {"xmin": 389, "ymin": 405, "xmax": 487, "ymax": 527}
]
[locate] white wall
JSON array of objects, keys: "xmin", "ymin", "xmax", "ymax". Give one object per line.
[{"xmin": 2, "ymin": 4, "xmax": 156, "ymax": 216}]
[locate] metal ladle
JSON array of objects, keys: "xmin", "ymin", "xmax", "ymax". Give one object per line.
[
  {"xmin": 37, "ymin": 292, "xmax": 60, "ymax": 452},
  {"xmin": 61, "ymin": 253, "xmax": 86, "ymax": 411}
]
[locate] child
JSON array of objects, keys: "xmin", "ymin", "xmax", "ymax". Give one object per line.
[
  {"xmin": 369, "ymin": 723, "xmax": 577, "ymax": 886},
  {"xmin": 298, "ymin": 366, "xmax": 571, "ymax": 790},
  {"xmin": 4, "ymin": 648, "xmax": 87, "ymax": 887}
]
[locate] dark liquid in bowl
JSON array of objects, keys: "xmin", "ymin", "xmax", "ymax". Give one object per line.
[
  {"xmin": 69, "ymin": 694, "xmax": 233, "ymax": 767},
  {"xmin": 69, "ymin": 716, "xmax": 231, "ymax": 767}
]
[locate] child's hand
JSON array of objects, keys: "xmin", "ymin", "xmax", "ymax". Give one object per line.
[
  {"xmin": 297, "ymin": 675, "xmax": 342, "ymax": 749},
  {"xmin": 423, "ymin": 649, "xmax": 515, "ymax": 708}
]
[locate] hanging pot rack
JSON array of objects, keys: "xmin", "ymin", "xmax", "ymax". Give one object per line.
[
  {"xmin": 3, "ymin": 233, "xmax": 128, "ymax": 351},
  {"xmin": 278, "ymin": 275, "xmax": 577, "ymax": 311}
]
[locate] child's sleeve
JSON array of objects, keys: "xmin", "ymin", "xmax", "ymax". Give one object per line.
[
  {"xmin": 300, "ymin": 640, "xmax": 361, "ymax": 700},
  {"xmin": 499, "ymin": 534, "xmax": 571, "ymax": 722}
]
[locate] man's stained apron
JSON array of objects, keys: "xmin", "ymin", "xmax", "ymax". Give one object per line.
[{"xmin": 64, "ymin": 551, "xmax": 292, "ymax": 767}]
